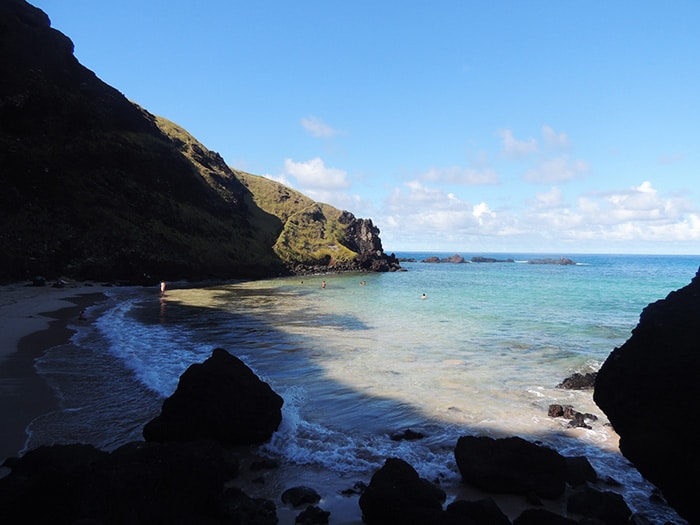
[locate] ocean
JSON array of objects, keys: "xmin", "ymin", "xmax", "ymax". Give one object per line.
[{"xmin": 27, "ymin": 253, "xmax": 698, "ymax": 523}]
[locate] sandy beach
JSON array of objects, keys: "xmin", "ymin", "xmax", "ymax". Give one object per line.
[{"xmin": 0, "ymin": 281, "xmax": 107, "ymax": 469}]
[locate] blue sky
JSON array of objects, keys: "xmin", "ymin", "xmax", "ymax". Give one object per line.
[{"xmin": 33, "ymin": 1, "xmax": 700, "ymax": 255}]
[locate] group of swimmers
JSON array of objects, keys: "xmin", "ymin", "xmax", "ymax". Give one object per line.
[{"xmin": 318, "ymin": 278, "xmax": 427, "ymax": 299}]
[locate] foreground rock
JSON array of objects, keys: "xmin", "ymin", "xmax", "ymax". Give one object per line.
[
  {"xmin": 358, "ymin": 458, "xmax": 455, "ymax": 525},
  {"xmin": 361, "ymin": 447, "xmax": 634, "ymax": 525},
  {"xmin": 0, "ymin": 348, "xmax": 285, "ymax": 524},
  {"xmin": 594, "ymin": 268, "xmax": 700, "ymax": 524},
  {"xmin": 143, "ymin": 348, "xmax": 283, "ymax": 445},
  {"xmin": 455, "ymin": 436, "xmax": 567, "ymax": 499},
  {"xmin": 0, "ymin": 441, "xmax": 274, "ymax": 524}
]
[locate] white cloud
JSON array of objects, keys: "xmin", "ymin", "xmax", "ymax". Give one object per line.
[
  {"xmin": 300, "ymin": 116, "xmax": 338, "ymax": 138},
  {"xmin": 524, "ymin": 155, "xmax": 589, "ymax": 183},
  {"xmin": 533, "ymin": 187, "xmax": 564, "ymax": 209},
  {"xmin": 283, "ymin": 157, "xmax": 350, "ymax": 190},
  {"xmin": 549, "ymin": 181, "xmax": 700, "ymax": 242},
  {"xmin": 380, "ymin": 177, "xmax": 700, "ymax": 252},
  {"xmin": 473, "ymin": 202, "xmax": 496, "ymax": 225},
  {"xmin": 542, "ymin": 125, "xmax": 569, "ymax": 148},
  {"xmin": 498, "ymin": 128, "xmax": 537, "ymax": 159}
]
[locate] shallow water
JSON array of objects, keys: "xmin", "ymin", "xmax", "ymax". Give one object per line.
[{"xmin": 28, "ymin": 253, "xmax": 698, "ymax": 523}]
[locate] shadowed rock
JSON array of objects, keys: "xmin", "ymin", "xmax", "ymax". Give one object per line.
[
  {"xmin": 359, "ymin": 458, "xmax": 458, "ymax": 525},
  {"xmin": 454, "ymin": 436, "xmax": 566, "ymax": 499},
  {"xmin": 594, "ymin": 268, "xmax": 700, "ymax": 524},
  {"xmin": 0, "ymin": 440, "xmax": 261, "ymax": 524},
  {"xmin": 143, "ymin": 348, "xmax": 283, "ymax": 445}
]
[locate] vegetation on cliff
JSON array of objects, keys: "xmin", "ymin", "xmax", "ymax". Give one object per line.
[{"xmin": 0, "ymin": 0, "xmax": 397, "ymax": 283}]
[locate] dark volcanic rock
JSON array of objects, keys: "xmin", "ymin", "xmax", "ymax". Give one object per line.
[
  {"xmin": 566, "ymin": 486, "xmax": 632, "ymax": 525},
  {"xmin": 547, "ymin": 404, "xmax": 598, "ymax": 429},
  {"xmin": 527, "ymin": 257, "xmax": 576, "ymax": 265},
  {"xmin": 294, "ymin": 505, "xmax": 330, "ymax": 525},
  {"xmin": 446, "ymin": 497, "xmax": 511, "ymax": 525},
  {"xmin": 594, "ymin": 268, "xmax": 700, "ymax": 524},
  {"xmin": 421, "ymin": 254, "xmax": 467, "ymax": 264},
  {"xmin": 143, "ymin": 348, "xmax": 283, "ymax": 445},
  {"xmin": 454, "ymin": 436, "xmax": 566, "ymax": 499},
  {"xmin": 470, "ymin": 256, "xmax": 515, "ymax": 263},
  {"xmin": 390, "ymin": 428, "xmax": 426, "ymax": 441},
  {"xmin": 563, "ymin": 456, "xmax": 598, "ymax": 487},
  {"xmin": 513, "ymin": 508, "xmax": 578, "ymax": 525},
  {"xmin": 556, "ymin": 371, "xmax": 597, "ymax": 389},
  {"xmin": 359, "ymin": 458, "xmax": 455, "ymax": 525},
  {"xmin": 281, "ymin": 486, "xmax": 321, "ymax": 507},
  {"xmin": 219, "ymin": 487, "xmax": 278, "ymax": 525},
  {"xmin": 0, "ymin": 440, "xmax": 258, "ymax": 524}
]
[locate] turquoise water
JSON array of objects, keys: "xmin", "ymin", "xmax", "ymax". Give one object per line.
[{"xmin": 28, "ymin": 253, "xmax": 698, "ymax": 523}]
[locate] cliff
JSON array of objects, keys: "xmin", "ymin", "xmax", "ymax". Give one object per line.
[{"xmin": 0, "ymin": 0, "xmax": 399, "ymax": 283}]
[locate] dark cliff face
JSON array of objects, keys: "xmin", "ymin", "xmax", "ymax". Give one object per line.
[
  {"xmin": 0, "ymin": 1, "xmax": 395, "ymax": 283},
  {"xmin": 594, "ymin": 268, "xmax": 700, "ymax": 524},
  {"xmin": 339, "ymin": 212, "xmax": 383, "ymax": 255}
]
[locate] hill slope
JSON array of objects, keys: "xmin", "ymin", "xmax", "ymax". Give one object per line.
[{"xmin": 0, "ymin": 0, "xmax": 399, "ymax": 283}]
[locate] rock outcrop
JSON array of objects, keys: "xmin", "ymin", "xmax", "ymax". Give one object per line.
[
  {"xmin": 454, "ymin": 435, "xmax": 568, "ymax": 500},
  {"xmin": 594, "ymin": 267, "xmax": 700, "ymax": 524},
  {"xmin": 527, "ymin": 257, "xmax": 576, "ymax": 265},
  {"xmin": 358, "ymin": 457, "xmax": 451, "ymax": 525},
  {"xmin": 421, "ymin": 254, "xmax": 467, "ymax": 264},
  {"xmin": 143, "ymin": 348, "xmax": 283, "ymax": 445},
  {"xmin": 0, "ymin": 440, "xmax": 266, "ymax": 524}
]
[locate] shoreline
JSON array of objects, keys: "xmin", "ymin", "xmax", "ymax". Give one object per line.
[
  {"xmin": 0, "ymin": 282, "xmax": 108, "ymax": 467},
  {"xmin": 0, "ymin": 280, "xmax": 686, "ymax": 524}
]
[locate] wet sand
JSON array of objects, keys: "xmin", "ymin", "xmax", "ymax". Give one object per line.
[{"xmin": 0, "ymin": 282, "xmax": 107, "ymax": 467}]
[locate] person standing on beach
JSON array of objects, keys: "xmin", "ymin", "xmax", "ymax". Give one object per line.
[
  {"xmin": 322, "ymin": 280, "xmax": 326, "ymax": 289},
  {"xmin": 160, "ymin": 281, "xmax": 166, "ymax": 297}
]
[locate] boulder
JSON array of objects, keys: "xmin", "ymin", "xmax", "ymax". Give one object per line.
[
  {"xmin": 454, "ymin": 436, "xmax": 566, "ymax": 499},
  {"xmin": 390, "ymin": 428, "xmax": 426, "ymax": 441},
  {"xmin": 563, "ymin": 456, "xmax": 597, "ymax": 487},
  {"xmin": 566, "ymin": 486, "xmax": 632, "ymax": 525},
  {"xmin": 294, "ymin": 505, "xmax": 330, "ymax": 525},
  {"xmin": 219, "ymin": 487, "xmax": 278, "ymax": 525},
  {"xmin": 281, "ymin": 486, "xmax": 321, "ymax": 507},
  {"xmin": 143, "ymin": 348, "xmax": 283, "ymax": 445},
  {"xmin": 513, "ymin": 508, "xmax": 578, "ymax": 525},
  {"xmin": 445, "ymin": 497, "xmax": 511, "ymax": 525},
  {"xmin": 556, "ymin": 371, "xmax": 596, "ymax": 389},
  {"xmin": 594, "ymin": 268, "xmax": 700, "ymax": 524},
  {"xmin": 359, "ymin": 457, "xmax": 459, "ymax": 525},
  {"xmin": 547, "ymin": 404, "xmax": 598, "ymax": 429},
  {"xmin": 0, "ymin": 440, "xmax": 262, "ymax": 524}
]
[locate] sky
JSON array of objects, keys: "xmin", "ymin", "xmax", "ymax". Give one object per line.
[{"xmin": 31, "ymin": 1, "xmax": 700, "ymax": 255}]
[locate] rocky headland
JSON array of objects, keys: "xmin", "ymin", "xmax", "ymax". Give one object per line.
[{"xmin": 0, "ymin": 0, "xmax": 400, "ymax": 285}]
